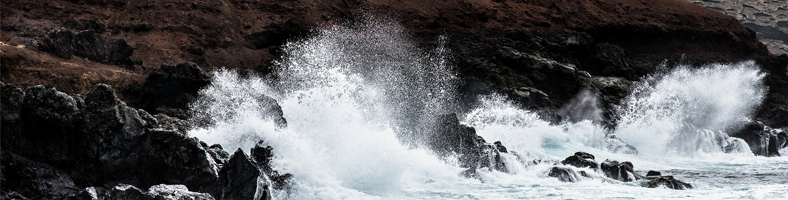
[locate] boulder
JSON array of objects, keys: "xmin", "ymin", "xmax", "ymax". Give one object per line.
[
  {"xmin": 561, "ymin": 152, "xmax": 598, "ymax": 169},
  {"xmin": 134, "ymin": 129, "xmax": 220, "ymax": 192},
  {"xmin": 644, "ymin": 176, "xmax": 693, "ymax": 190},
  {"xmin": 81, "ymin": 84, "xmax": 149, "ymax": 182},
  {"xmin": 548, "ymin": 166, "xmax": 583, "ymax": 183},
  {"xmin": 218, "ymin": 149, "xmax": 265, "ymax": 200},
  {"xmin": 600, "ymin": 160, "xmax": 634, "ymax": 182}
]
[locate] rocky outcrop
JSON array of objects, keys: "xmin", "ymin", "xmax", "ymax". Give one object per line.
[
  {"xmin": 0, "ymin": 82, "xmax": 290, "ymax": 199},
  {"xmin": 730, "ymin": 121, "xmax": 787, "ymax": 157},
  {"xmin": 427, "ymin": 113, "xmax": 511, "ymax": 176},
  {"xmin": 643, "ymin": 171, "xmax": 693, "ymax": 190},
  {"xmin": 39, "ymin": 28, "xmax": 135, "ymax": 65},
  {"xmin": 549, "ymin": 152, "xmax": 693, "ymax": 190}
]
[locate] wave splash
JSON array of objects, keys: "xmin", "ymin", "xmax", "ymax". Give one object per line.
[
  {"xmin": 188, "ymin": 15, "xmax": 772, "ymax": 199},
  {"xmin": 614, "ymin": 62, "xmax": 766, "ymax": 157}
]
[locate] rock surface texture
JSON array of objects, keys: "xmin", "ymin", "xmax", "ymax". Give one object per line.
[{"xmin": 0, "ymin": 82, "xmax": 289, "ymax": 199}]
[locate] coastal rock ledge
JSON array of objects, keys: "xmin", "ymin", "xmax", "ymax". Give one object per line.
[{"xmin": 0, "ymin": 82, "xmax": 290, "ymax": 200}]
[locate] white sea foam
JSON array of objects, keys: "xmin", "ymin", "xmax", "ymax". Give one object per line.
[{"xmin": 188, "ymin": 16, "xmax": 788, "ymax": 199}]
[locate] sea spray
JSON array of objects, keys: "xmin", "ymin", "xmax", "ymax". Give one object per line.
[
  {"xmin": 189, "ymin": 16, "xmax": 465, "ymax": 198},
  {"xmin": 614, "ymin": 61, "xmax": 766, "ymax": 156},
  {"xmin": 186, "ymin": 14, "xmax": 783, "ymax": 199}
]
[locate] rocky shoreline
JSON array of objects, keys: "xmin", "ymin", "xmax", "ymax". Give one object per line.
[{"xmin": 3, "ymin": 0, "xmax": 788, "ymax": 199}]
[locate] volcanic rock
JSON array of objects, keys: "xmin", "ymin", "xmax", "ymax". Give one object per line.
[
  {"xmin": 217, "ymin": 149, "xmax": 266, "ymax": 200},
  {"xmin": 600, "ymin": 160, "xmax": 635, "ymax": 182},
  {"xmin": 729, "ymin": 121, "xmax": 782, "ymax": 157},
  {"xmin": 0, "ymin": 83, "xmax": 292, "ymax": 199},
  {"xmin": 39, "ymin": 28, "xmax": 134, "ymax": 65},
  {"xmin": 125, "ymin": 63, "xmax": 211, "ymax": 119},
  {"xmin": 250, "ymin": 141, "xmax": 293, "ymax": 191},
  {"xmin": 428, "ymin": 113, "xmax": 511, "ymax": 175},
  {"xmin": 561, "ymin": 152, "xmax": 598, "ymax": 169},
  {"xmin": 1, "ymin": 152, "xmax": 79, "ymax": 200},
  {"xmin": 644, "ymin": 176, "xmax": 693, "ymax": 190}
]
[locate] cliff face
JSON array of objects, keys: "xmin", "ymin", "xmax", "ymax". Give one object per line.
[
  {"xmin": 686, "ymin": 0, "xmax": 788, "ymax": 55},
  {"xmin": 1, "ymin": 0, "xmax": 769, "ymax": 88},
  {"xmin": 3, "ymin": 0, "xmax": 778, "ymax": 122}
]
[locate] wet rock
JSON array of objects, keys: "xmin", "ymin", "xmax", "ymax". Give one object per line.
[
  {"xmin": 494, "ymin": 141, "xmax": 508, "ymax": 153},
  {"xmin": 428, "ymin": 113, "xmax": 510, "ymax": 174},
  {"xmin": 39, "ymin": 28, "xmax": 134, "ymax": 65},
  {"xmin": 251, "ymin": 141, "xmax": 292, "ymax": 191},
  {"xmin": 548, "ymin": 166, "xmax": 583, "ymax": 183},
  {"xmin": 561, "ymin": 152, "xmax": 598, "ymax": 169},
  {"xmin": 722, "ymin": 137, "xmax": 750, "ymax": 154},
  {"xmin": 730, "ymin": 121, "xmax": 781, "ymax": 157},
  {"xmin": 204, "ymin": 143, "xmax": 231, "ymax": 168},
  {"xmin": 646, "ymin": 171, "xmax": 661, "ymax": 177},
  {"xmin": 600, "ymin": 160, "xmax": 634, "ymax": 182},
  {"xmin": 644, "ymin": 176, "xmax": 693, "ymax": 190},
  {"xmin": 218, "ymin": 149, "xmax": 264, "ymax": 200}
]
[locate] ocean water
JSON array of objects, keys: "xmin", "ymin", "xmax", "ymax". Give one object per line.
[{"xmin": 188, "ymin": 16, "xmax": 788, "ymax": 199}]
